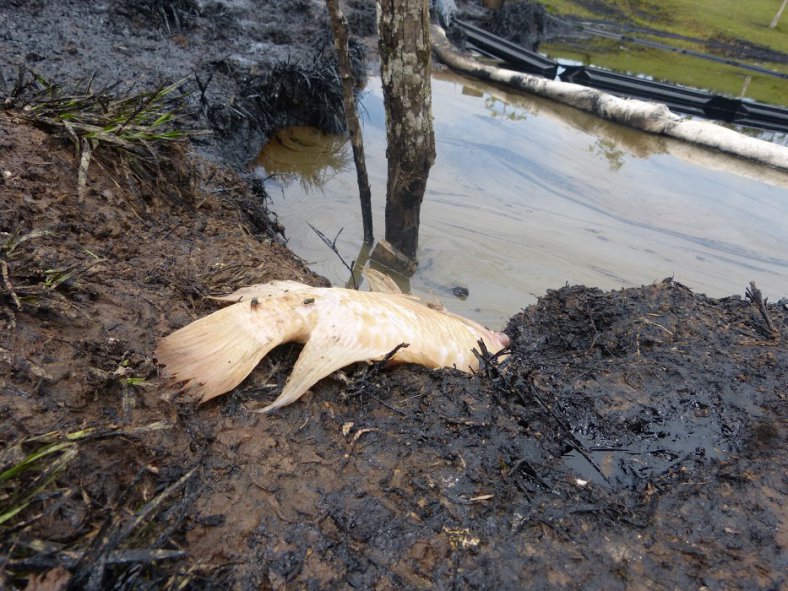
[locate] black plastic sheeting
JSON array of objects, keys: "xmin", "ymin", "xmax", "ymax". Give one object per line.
[{"xmin": 455, "ymin": 19, "xmax": 557, "ymax": 79}]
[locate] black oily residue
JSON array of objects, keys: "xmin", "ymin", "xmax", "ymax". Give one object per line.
[
  {"xmin": 1, "ymin": 0, "xmax": 368, "ymax": 168},
  {"xmin": 233, "ymin": 39, "xmax": 367, "ymax": 138},
  {"xmin": 484, "ymin": 0, "xmax": 547, "ymax": 51},
  {"xmin": 182, "ymin": 279, "xmax": 786, "ymax": 589},
  {"xmin": 507, "ymin": 281, "xmax": 760, "ymax": 488},
  {"xmin": 3, "ymin": 1, "xmax": 787, "ymax": 589}
]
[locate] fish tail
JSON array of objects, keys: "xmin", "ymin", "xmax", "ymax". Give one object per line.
[{"xmin": 155, "ymin": 303, "xmax": 274, "ymax": 404}]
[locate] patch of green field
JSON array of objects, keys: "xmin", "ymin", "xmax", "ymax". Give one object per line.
[
  {"xmin": 536, "ymin": 0, "xmax": 788, "ymax": 105},
  {"xmin": 541, "ymin": 38, "xmax": 786, "ymax": 105},
  {"xmin": 542, "ymin": 0, "xmax": 788, "ymax": 55}
]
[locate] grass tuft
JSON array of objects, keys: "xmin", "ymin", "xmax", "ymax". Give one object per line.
[
  {"xmin": 0, "ymin": 423, "xmax": 215, "ymax": 590},
  {"xmin": 2, "ymin": 68, "xmax": 202, "ymax": 205},
  {"xmin": 115, "ymin": 0, "xmax": 202, "ymax": 33}
]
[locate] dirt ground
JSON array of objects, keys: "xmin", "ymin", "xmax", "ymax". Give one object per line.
[{"xmin": 1, "ymin": 1, "xmax": 786, "ymax": 590}]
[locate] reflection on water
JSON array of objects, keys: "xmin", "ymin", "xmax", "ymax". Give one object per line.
[
  {"xmin": 251, "ymin": 72, "xmax": 788, "ymax": 328},
  {"xmin": 252, "ymin": 125, "xmax": 350, "ymax": 190},
  {"xmin": 588, "ymin": 138, "xmax": 626, "ymax": 171}
]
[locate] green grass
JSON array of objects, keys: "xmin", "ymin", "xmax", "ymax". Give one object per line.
[
  {"xmin": 0, "ymin": 423, "xmax": 201, "ymax": 589},
  {"xmin": 15, "ymin": 71, "xmax": 191, "ymax": 146},
  {"xmin": 663, "ymin": 0, "xmax": 788, "ymax": 52},
  {"xmin": 536, "ymin": 0, "xmax": 788, "ymax": 104},
  {"xmin": 542, "ymin": 38, "xmax": 787, "ymax": 105},
  {"xmin": 542, "ymin": 0, "xmax": 788, "ymax": 54},
  {"xmin": 0, "ymin": 430, "xmax": 85, "ymax": 527},
  {"xmin": 2, "ymin": 69, "xmax": 201, "ymax": 204}
]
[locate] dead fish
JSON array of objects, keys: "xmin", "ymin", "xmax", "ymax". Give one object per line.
[{"xmin": 155, "ymin": 280, "xmax": 510, "ymax": 413}]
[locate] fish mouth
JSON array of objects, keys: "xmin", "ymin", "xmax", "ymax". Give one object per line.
[{"xmin": 495, "ymin": 331, "xmax": 511, "ymax": 349}]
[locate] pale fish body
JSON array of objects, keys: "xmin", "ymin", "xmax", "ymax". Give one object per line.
[{"xmin": 155, "ymin": 280, "xmax": 510, "ymax": 413}]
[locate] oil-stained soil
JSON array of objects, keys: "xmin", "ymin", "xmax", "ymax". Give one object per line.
[{"xmin": 1, "ymin": 1, "xmax": 786, "ymax": 590}]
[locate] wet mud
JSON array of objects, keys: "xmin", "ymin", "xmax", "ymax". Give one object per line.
[{"xmin": 1, "ymin": 1, "xmax": 786, "ymax": 590}]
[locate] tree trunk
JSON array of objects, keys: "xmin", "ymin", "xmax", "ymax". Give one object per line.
[
  {"xmin": 325, "ymin": 0, "xmax": 374, "ymax": 244},
  {"xmin": 376, "ymin": 0, "xmax": 436, "ymax": 270}
]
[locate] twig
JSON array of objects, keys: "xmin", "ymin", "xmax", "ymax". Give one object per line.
[
  {"xmin": 193, "ymin": 70, "xmax": 213, "ymax": 117},
  {"xmin": 308, "ymin": 223, "xmax": 358, "ymax": 289},
  {"xmin": 77, "ymin": 137, "xmax": 92, "ymax": 203},
  {"xmin": 745, "ymin": 281, "xmax": 779, "ymax": 339},
  {"xmin": 527, "ymin": 379, "xmax": 610, "ymax": 486},
  {"xmin": 369, "ymin": 393, "xmax": 410, "ymax": 416},
  {"xmin": 339, "ymin": 427, "xmax": 378, "ymax": 471},
  {"xmin": 350, "ymin": 343, "xmax": 409, "ymax": 385},
  {"xmin": 374, "ymin": 342, "xmax": 410, "ymax": 368},
  {"xmin": 72, "ymin": 466, "xmax": 197, "ymax": 590},
  {"xmin": 472, "ymin": 340, "xmax": 610, "ymax": 485},
  {"xmin": 1, "ymin": 260, "xmax": 21, "ymax": 309},
  {"xmin": 507, "ymin": 457, "xmax": 550, "ymax": 488},
  {"xmin": 345, "ymin": 343, "xmax": 412, "ymax": 416},
  {"xmin": 8, "ymin": 547, "xmax": 185, "ymax": 570},
  {"xmin": 471, "ymin": 338, "xmax": 510, "ymax": 380}
]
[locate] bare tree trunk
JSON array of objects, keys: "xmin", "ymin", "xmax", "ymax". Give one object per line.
[
  {"xmin": 326, "ymin": 0, "xmax": 374, "ymax": 244},
  {"xmin": 376, "ymin": 0, "xmax": 436, "ymax": 272}
]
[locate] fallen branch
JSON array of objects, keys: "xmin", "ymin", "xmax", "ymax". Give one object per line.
[
  {"xmin": 745, "ymin": 281, "xmax": 779, "ymax": 339},
  {"xmin": 308, "ymin": 223, "xmax": 358, "ymax": 289}
]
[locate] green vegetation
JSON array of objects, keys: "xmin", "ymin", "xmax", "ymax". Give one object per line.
[
  {"xmin": 0, "ymin": 429, "xmax": 86, "ymax": 527},
  {"xmin": 542, "ymin": 38, "xmax": 786, "ymax": 105},
  {"xmin": 11, "ymin": 71, "xmax": 191, "ymax": 145},
  {"xmin": 2, "ymin": 69, "xmax": 199, "ymax": 203},
  {"xmin": 542, "ymin": 0, "xmax": 788, "ymax": 52},
  {"xmin": 1, "ymin": 229, "xmax": 106, "ymax": 315},
  {"xmin": 0, "ymin": 424, "xmax": 199, "ymax": 589},
  {"xmin": 538, "ymin": 0, "xmax": 788, "ymax": 104}
]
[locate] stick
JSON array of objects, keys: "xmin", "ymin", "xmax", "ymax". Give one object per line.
[
  {"xmin": 308, "ymin": 223, "xmax": 358, "ymax": 289},
  {"xmin": 1, "ymin": 260, "xmax": 21, "ymax": 309},
  {"xmin": 771, "ymin": 0, "xmax": 788, "ymax": 28},
  {"xmin": 745, "ymin": 281, "xmax": 779, "ymax": 339},
  {"xmin": 325, "ymin": 0, "xmax": 374, "ymax": 243}
]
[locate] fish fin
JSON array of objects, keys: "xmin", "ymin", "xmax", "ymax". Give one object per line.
[
  {"xmin": 208, "ymin": 280, "xmax": 314, "ymax": 303},
  {"xmin": 257, "ymin": 336, "xmax": 385, "ymax": 413},
  {"xmin": 360, "ymin": 269, "xmax": 446, "ymax": 312},
  {"xmin": 156, "ymin": 299, "xmax": 305, "ymax": 403},
  {"xmin": 362, "ymin": 267, "xmax": 403, "ymax": 295}
]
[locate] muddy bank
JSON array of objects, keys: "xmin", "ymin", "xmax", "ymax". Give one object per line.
[
  {"xmin": 2, "ymin": 116, "xmax": 785, "ymax": 585},
  {"xmin": 1, "ymin": 1, "xmax": 787, "ymax": 589},
  {"xmin": 1, "ymin": 0, "xmax": 371, "ymax": 168}
]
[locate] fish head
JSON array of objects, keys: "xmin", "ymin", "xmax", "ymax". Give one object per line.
[{"xmin": 491, "ymin": 330, "xmax": 511, "ymax": 350}]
